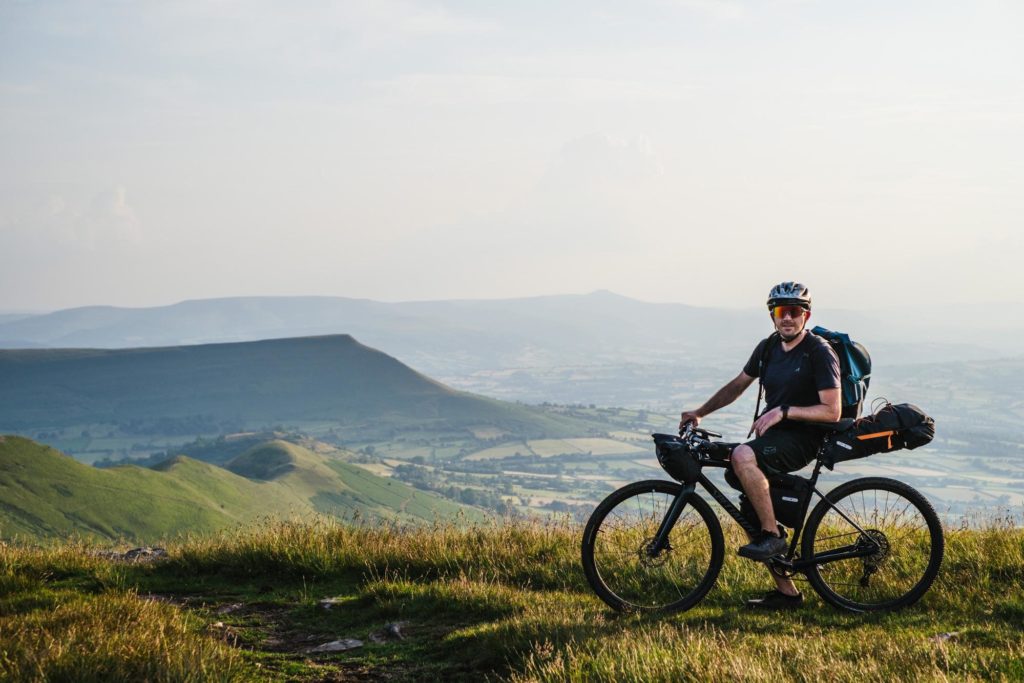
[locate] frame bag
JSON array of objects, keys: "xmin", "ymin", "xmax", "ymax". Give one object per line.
[{"xmin": 822, "ymin": 402, "xmax": 935, "ymax": 470}]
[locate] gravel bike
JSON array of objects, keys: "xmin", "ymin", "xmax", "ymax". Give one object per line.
[{"xmin": 581, "ymin": 424, "xmax": 944, "ymax": 613}]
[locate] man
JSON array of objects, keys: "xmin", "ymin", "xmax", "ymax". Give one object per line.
[{"xmin": 678, "ymin": 282, "xmax": 841, "ymax": 610}]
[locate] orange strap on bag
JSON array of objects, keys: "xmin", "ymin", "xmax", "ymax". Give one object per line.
[{"xmin": 856, "ymin": 430, "xmax": 895, "ymax": 450}]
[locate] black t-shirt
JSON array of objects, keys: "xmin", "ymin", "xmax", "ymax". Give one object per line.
[{"xmin": 743, "ymin": 333, "xmax": 841, "ymax": 412}]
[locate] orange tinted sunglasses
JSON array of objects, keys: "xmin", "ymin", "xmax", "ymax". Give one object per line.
[{"xmin": 772, "ymin": 305, "xmax": 808, "ymax": 320}]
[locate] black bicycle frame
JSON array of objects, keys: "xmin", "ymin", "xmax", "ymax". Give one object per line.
[{"xmin": 648, "ymin": 452, "xmax": 880, "ymax": 570}]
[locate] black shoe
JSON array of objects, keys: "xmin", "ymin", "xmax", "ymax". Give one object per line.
[
  {"xmin": 745, "ymin": 589, "xmax": 804, "ymax": 610},
  {"xmin": 738, "ymin": 528, "xmax": 788, "ymax": 561}
]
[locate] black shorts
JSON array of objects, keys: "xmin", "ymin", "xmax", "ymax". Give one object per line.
[{"xmin": 744, "ymin": 425, "xmax": 824, "ymax": 474}]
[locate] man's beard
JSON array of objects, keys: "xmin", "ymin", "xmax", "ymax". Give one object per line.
[{"xmin": 779, "ymin": 327, "xmax": 804, "ymax": 342}]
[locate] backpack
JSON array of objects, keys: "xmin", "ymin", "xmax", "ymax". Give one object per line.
[
  {"xmin": 820, "ymin": 401, "xmax": 935, "ymax": 470},
  {"xmin": 749, "ymin": 327, "xmax": 871, "ymax": 436},
  {"xmin": 811, "ymin": 326, "xmax": 872, "ymax": 419}
]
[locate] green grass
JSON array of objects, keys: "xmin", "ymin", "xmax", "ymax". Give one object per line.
[
  {"xmin": 1, "ymin": 516, "xmax": 1022, "ymax": 681},
  {"xmin": 0, "ymin": 436, "xmax": 477, "ymax": 541}
]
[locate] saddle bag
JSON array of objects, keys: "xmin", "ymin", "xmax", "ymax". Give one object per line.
[{"xmin": 821, "ymin": 402, "xmax": 935, "ymax": 470}]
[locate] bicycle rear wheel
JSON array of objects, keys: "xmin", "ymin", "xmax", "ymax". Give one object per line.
[
  {"xmin": 581, "ymin": 480, "xmax": 724, "ymax": 612},
  {"xmin": 802, "ymin": 477, "xmax": 943, "ymax": 612}
]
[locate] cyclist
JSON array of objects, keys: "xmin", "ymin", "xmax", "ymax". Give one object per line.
[{"xmin": 678, "ymin": 282, "xmax": 841, "ymax": 609}]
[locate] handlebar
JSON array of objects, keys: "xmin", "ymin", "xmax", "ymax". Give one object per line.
[{"xmin": 679, "ymin": 424, "xmax": 722, "ymax": 440}]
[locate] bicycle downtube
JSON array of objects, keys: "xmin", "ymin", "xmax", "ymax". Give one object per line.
[{"xmin": 647, "ymin": 483, "xmax": 696, "ymax": 556}]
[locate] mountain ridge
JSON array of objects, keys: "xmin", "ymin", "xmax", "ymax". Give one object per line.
[{"xmin": 0, "ymin": 334, "xmax": 594, "ymax": 438}]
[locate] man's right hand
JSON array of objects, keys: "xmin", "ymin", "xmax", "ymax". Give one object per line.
[{"xmin": 679, "ymin": 410, "xmax": 702, "ymax": 432}]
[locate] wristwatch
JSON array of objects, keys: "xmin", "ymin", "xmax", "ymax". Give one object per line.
[{"xmin": 781, "ymin": 405, "xmax": 790, "ymax": 420}]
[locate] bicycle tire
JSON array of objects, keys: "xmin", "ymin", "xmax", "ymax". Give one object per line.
[
  {"xmin": 802, "ymin": 476, "xmax": 943, "ymax": 612},
  {"xmin": 581, "ymin": 479, "xmax": 724, "ymax": 612}
]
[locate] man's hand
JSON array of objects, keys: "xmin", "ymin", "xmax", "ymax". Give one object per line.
[
  {"xmin": 679, "ymin": 410, "xmax": 702, "ymax": 432},
  {"xmin": 752, "ymin": 406, "xmax": 784, "ymax": 437}
]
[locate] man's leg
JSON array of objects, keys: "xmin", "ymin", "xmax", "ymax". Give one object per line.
[
  {"xmin": 731, "ymin": 444, "xmax": 777, "ymax": 533},
  {"xmin": 732, "ymin": 444, "xmax": 798, "ymax": 595}
]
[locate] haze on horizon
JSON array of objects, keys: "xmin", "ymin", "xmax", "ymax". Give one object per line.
[{"xmin": 2, "ymin": 1, "xmax": 1022, "ymax": 313}]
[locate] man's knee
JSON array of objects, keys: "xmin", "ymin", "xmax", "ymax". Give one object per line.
[{"xmin": 732, "ymin": 444, "xmax": 757, "ymax": 470}]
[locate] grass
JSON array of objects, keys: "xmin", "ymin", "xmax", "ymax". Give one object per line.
[
  {"xmin": 1, "ymin": 516, "xmax": 1022, "ymax": 681},
  {"xmin": 0, "ymin": 436, "xmax": 476, "ymax": 541}
]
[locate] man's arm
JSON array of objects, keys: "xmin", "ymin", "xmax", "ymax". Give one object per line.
[
  {"xmin": 751, "ymin": 387, "xmax": 842, "ymax": 437},
  {"xmin": 679, "ymin": 372, "xmax": 757, "ymax": 429}
]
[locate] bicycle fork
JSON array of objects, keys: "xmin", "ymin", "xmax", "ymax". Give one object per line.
[{"xmin": 646, "ymin": 483, "xmax": 696, "ymax": 557}]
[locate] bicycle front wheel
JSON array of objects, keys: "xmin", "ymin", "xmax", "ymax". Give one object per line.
[
  {"xmin": 802, "ymin": 477, "xmax": 944, "ymax": 612},
  {"xmin": 581, "ymin": 480, "xmax": 724, "ymax": 612}
]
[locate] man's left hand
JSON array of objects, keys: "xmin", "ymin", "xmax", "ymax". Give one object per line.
[{"xmin": 753, "ymin": 406, "xmax": 784, "ymax": 437}]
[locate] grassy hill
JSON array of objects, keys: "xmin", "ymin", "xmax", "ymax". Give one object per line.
[
  {"xmin": 223, "ymin": 439, "xmax": 473, "ymax": 522},
  {"xmin": 1, "ymin": 517, "xmax": 1021, "ymax": 681},
  {"xmin": 0, "ymin": 436, "xmax": 476, "ymax": 541},
  {"xmin": 0, "ymin": 334, "xmax": 598, "ymax": 438}
]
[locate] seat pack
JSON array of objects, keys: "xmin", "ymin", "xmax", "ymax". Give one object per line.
[{"xmin": 820, "ymin": 401, "xmax": 935, "ymax": 470}]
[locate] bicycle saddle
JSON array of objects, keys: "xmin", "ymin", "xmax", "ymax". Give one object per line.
[{"xmin": 803, "ymin": 419, "xmax": 856, "ymax": 433}]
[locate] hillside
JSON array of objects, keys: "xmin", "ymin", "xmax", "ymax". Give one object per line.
[
  {"xmin": 223, "ymin": 440, "xmax": 473, "ymax": 522},
  {"xmin": 0, "ymin": 335, "xmax": 597, "ymax": 438},
  {"xmin": 1, "ymin": 517, "xmax": 1021, "ymax": 681},
  {"xmin": 0, "ymin": 436, "xmax": 278, "ymax": 539},
  {"xmin": 0, "ymin": 436, "xmax": 476, "ymax": 541}
]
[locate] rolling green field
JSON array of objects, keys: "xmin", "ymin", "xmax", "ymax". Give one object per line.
[
  {"xmin": 1, "ymin": 517, "xmax": 1021, "ymax": 681},
  {"xmin": 0, "ymin": 436, "xmax": 476, "ymax": 541}
]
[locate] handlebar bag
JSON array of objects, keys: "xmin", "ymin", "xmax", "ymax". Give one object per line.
[{"xmin": 821, "ymin": 402, "xmax": 935, "ymax": 470}]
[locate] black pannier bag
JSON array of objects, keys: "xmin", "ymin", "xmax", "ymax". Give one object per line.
[
  {"xmin": 766, "ymin": 472, "xmax": 810, "ymax": 529},
  {"xmin": 725, "ymin": 468, "xmax": 810, "ymax": 529},
  {"xmin": 821, "ymin": 402, "xmax": 935, "ymax": 470}
]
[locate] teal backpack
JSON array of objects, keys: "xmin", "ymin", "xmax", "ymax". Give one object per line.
[{"xmin": 811, "ymin": 326, "xmax": 872, "ymax": 418}]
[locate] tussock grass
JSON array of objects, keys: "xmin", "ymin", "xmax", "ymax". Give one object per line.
[
  {"xmin": 162, "ymin": 515, "xmax": 584, "ymax": 590},
  {"xmin": 2, "ymin": 516, "xmax": 1022, "ymax": 681},
  {"xmin": 0, "ymin": 540, "xmax": 246, "ymax": 682},
  {"xmin": 0, "ymin": 593, "xmax": 247, "ymax": 683}
]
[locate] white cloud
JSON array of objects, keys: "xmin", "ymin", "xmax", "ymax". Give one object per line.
[
  {"xmin": 368, "ymin": 74, "xmax": 689, "ymax": 106},
  {"xmin": 663, "ymin": 0, "xmax": 750, "ymax": 21},
  {"xmin": 0, "ymin": 186, "xmax": 141, "ymax": 250}
]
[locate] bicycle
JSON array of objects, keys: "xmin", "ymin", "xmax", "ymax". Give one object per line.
[{"xmin": 581, "ymin": 424, "xmax": 944, "ymax": 613}]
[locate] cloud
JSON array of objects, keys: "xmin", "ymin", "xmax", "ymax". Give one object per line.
[
  {"xmin": 663, "ymin": 0, "xmax": 750, "ymax": 21},
  {"xmin": 368, "ymin": 74, "xmax": 689, "ymax": 106},
  {"xmin": 0, "ymin": 186, "xmax": 141, "ymax": 251},
  {"xmin": 77, "ymin": 186, "xmax": 141, "ymax": 246}
]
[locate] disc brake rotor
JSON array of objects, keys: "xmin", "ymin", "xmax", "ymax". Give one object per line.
[{"xmin": 637, "ymin": 537, "xmax": 672, "ymax": 568}]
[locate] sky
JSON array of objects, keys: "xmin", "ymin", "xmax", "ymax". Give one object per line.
[{"xmin": 1, "ymin": 0, "xmax": 1022, "ymax": 312}]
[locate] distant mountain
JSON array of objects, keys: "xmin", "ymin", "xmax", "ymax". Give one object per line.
[
  {"xmin": 0, "ymin": 435, "xmax": 475, "ymax": 541},
  {"xmin": 0, "ymin": 292, "xmax": 1015, "ymax": 372},
  {"xmin": 0, "ymin": 335, "xmax": 597, "ymax": 438}
]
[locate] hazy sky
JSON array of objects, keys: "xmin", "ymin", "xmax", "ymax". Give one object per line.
[{"xmin": 2, "ymin": 0, "xmax": 1022, "ymax": 312}]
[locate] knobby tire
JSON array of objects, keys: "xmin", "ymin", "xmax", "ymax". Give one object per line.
[
  {"xmin": 581, "ymin": 480, "xmax": 724, "ymax": 613},
  {"xmin": 802, "ymin": 476, "xmax": 944, "ymax": 612}
]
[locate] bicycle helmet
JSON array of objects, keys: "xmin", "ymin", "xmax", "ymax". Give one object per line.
[{"xmin": 766, "ymin": 282, "xmax": 811, "ymax": 310}]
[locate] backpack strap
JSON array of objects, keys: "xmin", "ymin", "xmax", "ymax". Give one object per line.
[{"xmin": 748, "ymin": 332, "xmax": 780, "ymax": 438}]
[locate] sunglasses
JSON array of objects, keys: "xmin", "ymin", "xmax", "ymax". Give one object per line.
[{"xmin": 771, "ymin": 305, "xmax": 809, "ymax": 320}]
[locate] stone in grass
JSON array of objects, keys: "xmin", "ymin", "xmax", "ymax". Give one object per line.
[
  {"xmin": 318, "ymin": 597, "xmax": 346, "ymax": 610},
  {"xmin": 216, "ymin": 603, "xmax": 245, "ymax": 615},
  {"xmin": 308, "ymin": 638, "xmax": 364, "ymax": 653},
  {"xmin": 124, "ymin": 547, "xmax": 168, "ymax": 561},
  {"xmin": 369, "ymin": 622, "xmax": 409, "ymax": 644}
]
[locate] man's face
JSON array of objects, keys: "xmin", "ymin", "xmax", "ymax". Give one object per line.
[{"xmin": 770, "ymin": 305, "xmax": 810, "ymax": 342}]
